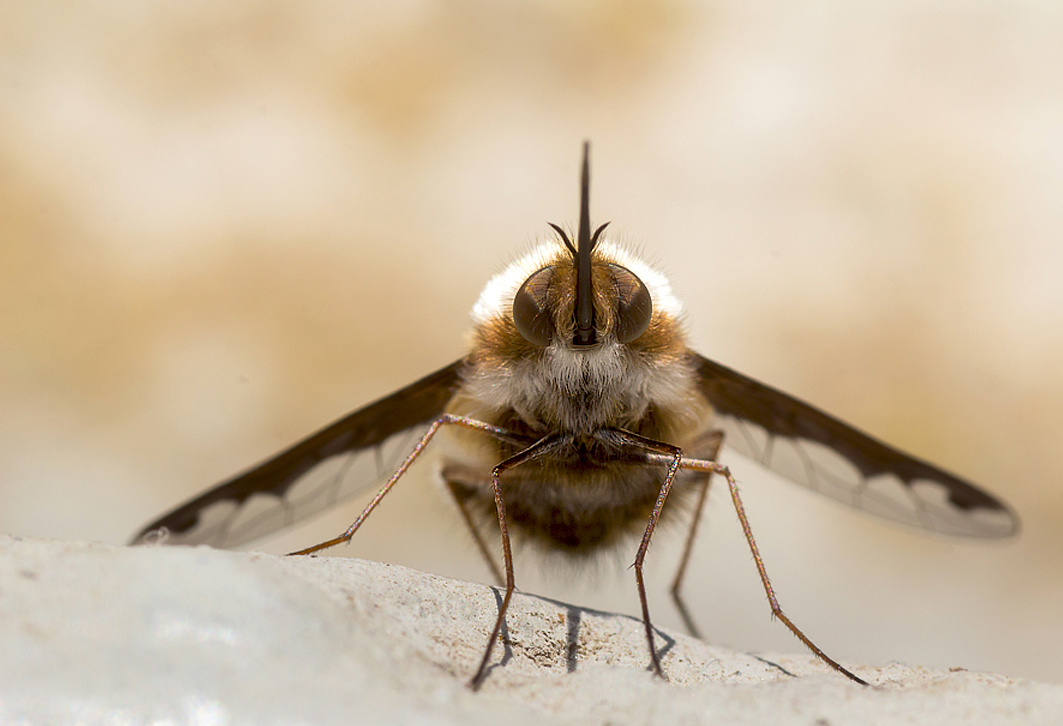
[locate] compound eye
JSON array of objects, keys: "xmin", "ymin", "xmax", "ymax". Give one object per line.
[
  {"xmin": 512, "ymin": 266, "xmax": 556, "ymax": 346},
  {"xmin": 610, "ymin": 264, "xmax": 652, "ymax": 343}
]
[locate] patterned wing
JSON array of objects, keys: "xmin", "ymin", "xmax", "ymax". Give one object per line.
[
  {"xmin": 693, "ymin": 353, "xmax": 1017, "ymax": 538},
  {"xmin": 131, "ymin": 360, "xmax": 465, "ymax": 548}
]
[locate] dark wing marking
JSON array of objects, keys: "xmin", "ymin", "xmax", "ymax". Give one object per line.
[
  {"xmin": 692, "ymin": 353, "xmax": 1018, "ymax": 538},
  {"xmin": 131, "ymin": 359, "xmax": 465, "ymax": 548}
]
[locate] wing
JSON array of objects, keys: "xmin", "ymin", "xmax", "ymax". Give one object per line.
[
  {"xmin": 692, "ymin": 353, "xmax": 1017, "ymax": 538},
  {"xmin": 131, "ymin": 359, "xmax": 465, "ymax": 548}
]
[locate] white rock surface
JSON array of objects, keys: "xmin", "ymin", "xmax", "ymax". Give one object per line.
[{"xmin": 1, "ymin": 535, "xmax": 1058, "ymax": 725}]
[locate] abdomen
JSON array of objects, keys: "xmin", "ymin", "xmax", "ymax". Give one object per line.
[{"xmin": 443, "ymin": 454, "xmax": 704, "ymax": 554}]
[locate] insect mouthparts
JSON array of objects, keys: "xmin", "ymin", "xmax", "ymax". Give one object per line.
[
  {"xmin": 573, "ymin": 142, "xmax": 596, "ymax": 346},
  {"xmin": 572, "ymin": 141, "xmax": 611, "ymax": 348}
]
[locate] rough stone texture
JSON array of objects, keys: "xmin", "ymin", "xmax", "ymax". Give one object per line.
[{"xmin": 1, "ymin": 535, "xmax": 1058, "ymax": 725}]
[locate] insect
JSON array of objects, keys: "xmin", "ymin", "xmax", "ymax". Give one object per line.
[{"xmin": 133, "ymin": 143, "xmax": 1017, "ymax": 689}]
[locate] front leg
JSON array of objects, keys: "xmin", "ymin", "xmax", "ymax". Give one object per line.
[
  {"xmin": 609, "ymin": 428, "xmax": 686, "ymax": 678},
  {"xmin": 468, "ymin": 434, "xmax": 562, "ymax": 690}
]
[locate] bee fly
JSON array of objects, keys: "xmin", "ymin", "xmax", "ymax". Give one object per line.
[{"xmin": 133, "ymin": 143, "xmax": 1017, "ymax": 689}]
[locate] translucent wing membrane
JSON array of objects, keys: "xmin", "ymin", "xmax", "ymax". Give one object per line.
[
  {"xmin": 693, "ymin": 354, "xmax": 1017, "ymax": 538},
  {"xmin": 131, "ymin": 360, "xmax": 465, "ymax": 548}
]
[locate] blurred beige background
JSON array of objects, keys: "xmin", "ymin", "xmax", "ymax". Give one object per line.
[{"xmin": 3, "ymin": 1, "xmax": 1062, "ymax": 684}]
